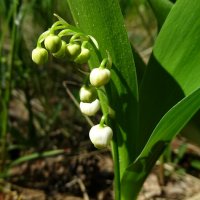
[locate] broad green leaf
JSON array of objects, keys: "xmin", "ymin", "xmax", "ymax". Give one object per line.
[
  {"xmin": 154, "ymin": 0, "xmax": 200, "ymax": 96},
  {"xmin": 147, "ymin": 0, "xmax": 173, "ymax": 29},
  {"xmin": 139, "ymin": 0, "xmax": 200, "ymax": 150},
  {"xmin": 66, "ymin": 0, "xmax": 138, "ymax": 199},
  {"xmin": 121, "ymin": 87, "xmax": 200, "ymax": 200}
]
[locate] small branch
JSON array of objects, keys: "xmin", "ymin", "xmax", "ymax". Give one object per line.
[
  {"xmin": 63, "ymin": 81, "xmax": 94, "ymax": 127},
  {"xmin": 65, "ymin": 176, "xmax": 90, "ymax": 200},
  {"xmin": 76, "ymin": 177, "xmax": 90, "ymax": 200}
]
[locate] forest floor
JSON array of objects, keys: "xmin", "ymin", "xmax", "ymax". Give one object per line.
[{"xmin": 1, "ymin": 137, "xmax": 200, "ymax": 200}]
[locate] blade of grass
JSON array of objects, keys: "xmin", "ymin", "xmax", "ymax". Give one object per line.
[
  {"xmin": 0, "ymin": 149, "xmax": 66, "ymax": 178},
  {"xmin": 0, "ymin": 0, "xmax": 19, "ymax": 171},
  {"xmin": 9, "ymin": 149, "xmax": 65, "ymax": 167}
]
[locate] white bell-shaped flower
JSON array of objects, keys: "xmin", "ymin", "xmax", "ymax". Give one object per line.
[
  {"xmin": 89, "ymin": 124, "xmax": 113, "ymax": 149},
  {"xmin": 79, "ymin": 85, "xmax": 97, "ymax": 103},
  {"xmin": 90, "ymin": 67, "xmax": 111, "ymax": 87},
  {"xmin": 80, "ymin": 99, "xmax": 100, "ymax": 116}
]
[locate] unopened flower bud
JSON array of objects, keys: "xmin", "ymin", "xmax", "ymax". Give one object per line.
[
  {"xmin": 32, "ymin": 47, "xmax": 48, "ymax": 65},
  {"xmin": 80, "ymin": 85, "xmax": 97, "ymax": 103},
  {"xmin": 80, "ymin": 99, "xmax": 100, "ymax": 116},
  {"xmin": 52, "ymin": 40, "xmax": 67, "ymax": 59},
  {"xmin": 66, "ymin": 43, "xmax": 81, "ymax": 60},
  {"xmin": 75, "ymin": 47, "xmax": 90, "ymax": 64},
  {"xmin": 89, "ymin": 124, "xmax": 113, "ymax": 149},
  {"xmin": 44, "ymin": 35, "xmax": 62, "ymax": 53},
  {"xmin": 90, "ymin": 67, "xmax": 111, "ymax": 87}
]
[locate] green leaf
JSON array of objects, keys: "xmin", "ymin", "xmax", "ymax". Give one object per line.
[
  {"xmin": 121, "ymin": 0, "xmax": 200, "ymax": 198},
  {"xmin": 139, "ymin": 0, "xmax": 200, "ymax": 150},
  {"xmin": 154, "ymin": 0, "xmax": 200, "ymax": 96},
  {"xmin": 66, "ymin": 0, "xmax": 139, "ymax": 199},
  {"xmin": 121, "ymin": 87, "xmax": 200, "ymax": 200}
]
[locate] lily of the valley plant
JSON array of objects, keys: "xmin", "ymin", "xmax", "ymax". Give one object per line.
[{"xmin": 32, "ymin": 0, "xmax": 200, "ymax": 199}]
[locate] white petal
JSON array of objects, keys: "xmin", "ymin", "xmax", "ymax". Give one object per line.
[
  {"xmin": 80, "ymin": 99, "xmax": 100, "ymax": 116},
  {"xmin": 89, "ymin": 124, "xmax": 113, "ymax": 149}
]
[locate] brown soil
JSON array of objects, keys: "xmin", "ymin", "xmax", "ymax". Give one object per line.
[{"xmin": 1, "ymin": 139, "xmax": 200, "ymax": 200}]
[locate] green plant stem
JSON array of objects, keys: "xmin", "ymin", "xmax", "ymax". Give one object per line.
[
  {"xmin": 98, "ymin": 89, "xmax": 121, "ymax": 199},
  {"xmin": 111, "ymin": 137, "xmax": 120, "ymax": 199},
  {"xmin": 0, "ymin": 0, "xmax": 18, "ymax": 171}
]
